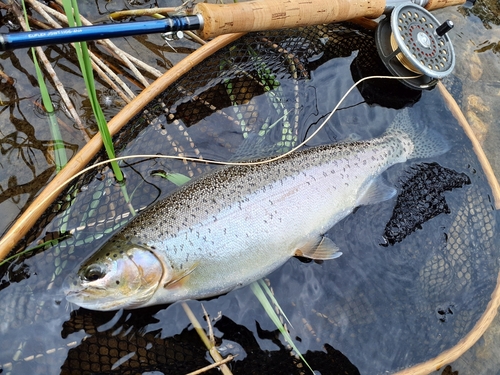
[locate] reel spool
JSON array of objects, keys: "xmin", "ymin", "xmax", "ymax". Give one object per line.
[{"xmin": 375, "ymin": 3, "xmax": 455, "ymax": 90}]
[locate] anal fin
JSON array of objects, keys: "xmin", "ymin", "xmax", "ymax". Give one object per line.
[{"xmin": 356, "ymin": 176, "xmax": 397, "ymax": 206}]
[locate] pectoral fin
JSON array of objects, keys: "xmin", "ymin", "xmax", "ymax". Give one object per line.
[
  {"xmin": 164, "ymin": 262, "xmax": 199, "ymax": 288},
  {"xmin": 294, "ymin": 236, "xmax": 342, "ymax": 260}
]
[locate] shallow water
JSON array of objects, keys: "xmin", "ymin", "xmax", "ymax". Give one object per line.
[{"xmin": 0, "ymin": 1, "xmax": 499, "ymax": 375}]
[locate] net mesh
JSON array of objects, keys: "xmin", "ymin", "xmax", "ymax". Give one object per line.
[{"xmin": 0, "ymin": 23, "xmax": 498, "ymax": 375}]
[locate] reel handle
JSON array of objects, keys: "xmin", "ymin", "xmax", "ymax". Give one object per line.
[{"xmin": 194, "ymin": 0, "xmax": 465, "ymax": 40}]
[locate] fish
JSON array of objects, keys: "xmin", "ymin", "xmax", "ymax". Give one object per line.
[{"xmin": 63, "ymin": 109, "xmax": 449, "ymax": 311}]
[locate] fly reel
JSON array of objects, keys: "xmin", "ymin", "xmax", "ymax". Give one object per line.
[{"xmin": 375, "ymin": 3, "xmax": 455, "ymax": 90}]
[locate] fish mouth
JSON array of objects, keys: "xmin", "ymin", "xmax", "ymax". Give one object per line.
[
  {"xmin": 62, "ymin": 271, "xmax": 103, "ymax": 305},
  {"xmin": 63, "ymin": 277, "xmax": 92, "ymax": 305}
]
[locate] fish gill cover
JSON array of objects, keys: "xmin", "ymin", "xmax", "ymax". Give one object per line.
[{"xmin": 0, "ymin": 24, "xmax": 498, "ymax": 375}]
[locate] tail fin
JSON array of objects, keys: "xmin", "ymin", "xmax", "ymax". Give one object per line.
[{"xmin": 387, "ymin": 109, "xmax": 450, "ymax": 160}]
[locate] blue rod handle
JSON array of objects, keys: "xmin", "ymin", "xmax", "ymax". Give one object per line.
[{"xmin": 0, "ymin": 15, "xmax": 203, "ymax": 51}]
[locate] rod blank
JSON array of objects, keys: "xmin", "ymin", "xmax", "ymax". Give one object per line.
[{"xmin": 0, "ymin": 15, "xmax": 203, "ymax": 51}]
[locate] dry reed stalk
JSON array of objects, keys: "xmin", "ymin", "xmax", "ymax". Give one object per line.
[
  {"xmin": 90, "ymin": 57, "xmax": 134, "ymax": 104},
  {"xmin": 0, "ymin": 1, "xmax": 48, "ymax": 30},
  {"xmin": 94, "ymin": 38, "xmax": 150, "ymax": 88},
  {"xmin": 27, "ymin": 0, "xmax": 134, "ymax": 103},
  {"xmin": 37, "ymin": 0, "xmax": 151, "ymax": 88},
  {"xmin": 181, "ymin": 302, "xmax": 233, "ymax": 375},
  {"xmin": 119, "ymin": 50, "xmax": 163, "ymax": 78},
  {"xmin": 26, "ymin": 0, "xmax": 59, "ymax": 26},
  {"xmin": 108, "ymin": 7, "xmax": 177, "ymax": 20},
  {"xmin": 72, "ymin": 11, "xmax": 150, "ymax": 87},
  {"xmin": 28, "ymin": 0, "xmax": 145, "ymax": 92},
  {"xmin": 27, "ymin": 0, "xmax": 135, "ymax": 102},
  {"xmin": 185, "ymin": 355, "xmax": 235, "ymax": 375},
  {"xmin": 185, "ymin": 31, "xmax": 207, "ymax": 45},
  {"xmin": 87, "ymin": 49, "xmax": 136, "ymax": 100},
  {"xmin": 0, "ymin": 69, "xmax": 15, "ymax": 85}
]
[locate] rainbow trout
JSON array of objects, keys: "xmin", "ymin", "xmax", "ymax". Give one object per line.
[{"xmin": 64, "ymin": 109, "xmax": 448, "ymax": 310}]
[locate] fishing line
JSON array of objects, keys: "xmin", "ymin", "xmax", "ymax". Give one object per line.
[
  {"xmin": 302, "ymin": 99, "xmax": 366, "ymax": 143},
  {"xmin": 32, "ymin": 73, "xmax": 423, "ymax": 223}
]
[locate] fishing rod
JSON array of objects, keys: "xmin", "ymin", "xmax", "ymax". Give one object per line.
[
  {"xmin": 0, "ymin": 0, "xmax": 464, "ymax": 88},
  {"xmin": 1, "ymin": 0, "xmax": 461, "ymax": 50}
]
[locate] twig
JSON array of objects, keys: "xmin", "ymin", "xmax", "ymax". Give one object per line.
[
  {"xmin": 26, "ymin": 0, "xmax": 60, "ymax": 27},
  {"xmin": 11, "ymin": 0, "xmax": 91, "ymax": 141},
  {"xmin": 0, "ymin": 1, "xmax": 48, "ymax": 29},
  {"xmin": 30, "ymin": 0, "xmax": 150, "ymax": 87},
  {"xmin": 185, "ymin": 31, "xmax": 207, "ymax": 46},
  {"xmin": 185, "ymin": 355, "xmax": 235, "ymax": 375},
  {"xmin": 94, "ymin": 37, "xmax": 151, "ymax": 88},
  {"xmin": 201, "ymin": 304, "xmax": 215, "ymax": 346},
  {"xmin": 89, "ymin": 46, "xmax": 146, "ymax": 90},
  {"xmin": 181, "ymin": 302, "xmax": 233, "ymax": 375},
  {"xmin": 0, "ymin": 69, "xmax": 15, "ymax": 85}
]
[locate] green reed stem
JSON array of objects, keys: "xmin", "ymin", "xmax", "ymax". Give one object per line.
[
  {"xmin": 21, "ymin": 0, "xmax": 68, "ymax": 172},
  {"xmin": 61, "ymin": 0, "xmax": 123, "ymax": 182},
  {"xmin": 62, "ymin": 0, "xmax": 137, "ymax": 216}
]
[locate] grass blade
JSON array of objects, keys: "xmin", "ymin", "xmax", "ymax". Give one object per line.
[
  {"xmin": 62, "ymin": 0, "xmax": 136, "ymax": 216},
  {"xmin": 62, "ymin": 0, "xmax": 123, "ymax": 182},
  {"xmin": 250, "ymin": 281, "xmax": 314, "ymax": 374},
  {"xmin": 151, "ymin": 171, "xmax": 191, "ymax": 186},
  {"xmin": 21, "ymin": 0, "xmax": 68, "ymax": 171}
]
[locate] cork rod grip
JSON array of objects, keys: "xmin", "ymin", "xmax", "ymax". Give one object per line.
[{"xmin": 194, "ymin": 0, "xmax": 386, "ymax": 40}]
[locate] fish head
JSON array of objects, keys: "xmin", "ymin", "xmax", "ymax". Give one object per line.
[{"xmin": 64, "ymin": 236, "xmax": 163, "ymax": 311}]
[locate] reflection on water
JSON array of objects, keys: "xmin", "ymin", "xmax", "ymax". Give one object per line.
[{"xmin": 0, "ymin": 1, "xmax": 499, "ymax": 375}]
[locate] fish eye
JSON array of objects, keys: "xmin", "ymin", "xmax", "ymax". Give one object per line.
[{"xmin": 83, "ymin": 265, "xmax": 106, "ymax": 282}]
